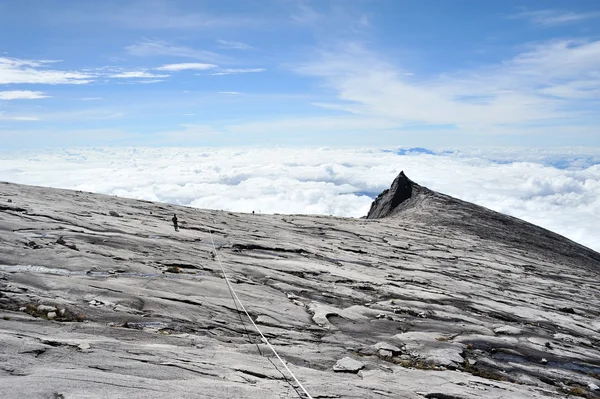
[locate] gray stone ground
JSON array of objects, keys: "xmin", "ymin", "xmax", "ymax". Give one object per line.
[{"xmin": 0, "ymin": 180, "xmax": 599, "ymax": 399}]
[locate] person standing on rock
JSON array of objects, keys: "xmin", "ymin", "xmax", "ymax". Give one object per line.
[{"xmin": 172, "ymin": 214, "xmax": 179, "ymax": 232}]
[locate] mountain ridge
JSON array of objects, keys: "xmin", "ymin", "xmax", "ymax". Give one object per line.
[{"xmin": 368, "ymin": 171, "xmax": 600, "ymax": 267}]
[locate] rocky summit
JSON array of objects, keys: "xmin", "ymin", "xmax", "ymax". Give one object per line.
[{"xmin": 1, "ymin": 173, "xmax": 599, "ymax": 399}]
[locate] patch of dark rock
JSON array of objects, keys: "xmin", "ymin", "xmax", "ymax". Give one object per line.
[
  {"xmin": 157, "ymin": 296, "xmax": 203, "ymax": 307},
  {"xmin": 278, "ymin": 269, "xmax": 307, "ymax": 278},
  {"xmin": 88, "ymin": 365, "xmax": 113, "ymax": 372},
  {"xmin": 56, "ymin": 236, "xmax": 78, "ymax": 251},
  {"xmin": 486, "ymin": 311, "xmax": 522, "ymax": 323},
  {"xmin": 231, "ymin": 243, "xmax": 307, "ymax": 254},
  {"xmin": 337, "ymin": 246, "xmax": 367, "ymax": 254},
  {"xmin": 492, "ymin": 351, "xmax": 600, "ymax": 377},
  {"xmin": 25, "ymin": 241, "xmax": 41, "ymax": 249},
  {"xmin": 22, "ymin": 348, "xmax": 47, "ymax": 358},
  {"xmin": 319, "ymin": 274, "xmax": 354, "ymax": 284},
  {"xmin": 423, "ymin": 394, "xmax": 466, "ymax": 399},
  {"xmin": 392, "ymin": 278, "xmax": 430, "ymax": 287},
  {"xmin": 559, "ymin": 307, "xmax": 577, "ymax": 314},
  {"xmin": 539, "ymin": 375, "xmax": 556, "ymax": 386},
  {"xmin": 108, "ymin": 211, "xmax": 121, "ymax": 217},
  {"xmin": 354, "ymin": 283, "xmax": 376, "ymax": 291},
  {"xmin": 0, "ymin": 204, "xmax": 27, "ymax": 212},
  {"xmin": 549, "ymin": 361, "xmax": 600, "ymax": 375},
  {"xmin": 234, "ymin": 368, "xmax": 281, "ymax": 380},
  {"xmin": 162, "ymin": 262, "xmax": 199, "ymax": 270},
  {"xmin": 123, "ymin": 321, "xmax": 168, "ymax": 330},
  {"xmin": 41, "ymin": 339, "xmax": 67, "ymax": 347}
]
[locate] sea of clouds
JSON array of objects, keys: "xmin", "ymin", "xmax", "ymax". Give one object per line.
[{"xmin": 1, "ymin": 146, "xmax": 599, "ymax": 252}]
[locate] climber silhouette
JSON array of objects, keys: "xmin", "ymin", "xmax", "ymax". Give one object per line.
[{"xmin": 172, "ymin": 214, "xmax": 179, "ymax": 231}]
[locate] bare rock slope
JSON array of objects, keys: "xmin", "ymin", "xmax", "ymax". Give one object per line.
[{"xmin": 1, "ymin": 174, "xmax": 599, "ymax": 399}]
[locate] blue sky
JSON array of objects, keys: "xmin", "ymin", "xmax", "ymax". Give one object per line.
[{"xmin": 1, "ymin": 0, "xmax": 600, "ymax": 148}]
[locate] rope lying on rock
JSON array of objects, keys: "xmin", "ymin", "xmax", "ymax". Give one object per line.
[{"xmin": 202, "ymin": 221, "xmax": 314, "ymax": 399}]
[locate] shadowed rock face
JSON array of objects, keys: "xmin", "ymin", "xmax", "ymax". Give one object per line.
[
  {"xmin": 1, "ymin": 180, "xmax": 600, "ymax": 399},
  {"xmin": 366, "ymin": 171, "xmax": 414, "ymax": 219}
]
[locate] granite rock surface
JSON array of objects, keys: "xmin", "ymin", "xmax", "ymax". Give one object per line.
[{"xmin": 1, "ymin": 176, "xmax": 599, "ymax": 399}]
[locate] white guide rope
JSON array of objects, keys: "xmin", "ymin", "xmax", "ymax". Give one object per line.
[{"xmin": 203, "ymin": 222, "xmax": 314, "ymax": 399}]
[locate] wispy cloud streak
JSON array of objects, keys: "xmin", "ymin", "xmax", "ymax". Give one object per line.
[{"xmin": 511, "ymin": 9, "xmax": 600, "ymax": 26}]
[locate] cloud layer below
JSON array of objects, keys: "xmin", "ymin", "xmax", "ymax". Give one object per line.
[{"xmin": 1, "ymin": 147, "xmax": 598, "ymax": 252}]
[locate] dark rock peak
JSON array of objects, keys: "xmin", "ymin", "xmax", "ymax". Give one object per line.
[{"xmin": 366, "ymin": 171, "xmax": 416, "ymax": 219}]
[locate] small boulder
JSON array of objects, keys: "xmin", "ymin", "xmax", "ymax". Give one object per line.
[
  {"xmin": 109, "ymin": 211, "xmax": 121, "ymax": 217},
  {"xmin": 333, "ymin": 357, "xmax": 365, "ymax": 373},
  {"xmin": 78, "ymin": 342, "xmax": 90, "ymax": 351},
  {"xmin": 373, "ymin": 342, "xmax": 403, "ymax": 355},
  {"xmin": 378, "ymin": 349, "xmax": 393, "ymax": 358},
  {"xmin": 47, "ymin": 312, "xmax": 57, "ymax": 320}
]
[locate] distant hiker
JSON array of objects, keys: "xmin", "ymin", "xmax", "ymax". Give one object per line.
[{"xmin": 172, "ymin": 214, "xmax": 179, "ymax": 231}]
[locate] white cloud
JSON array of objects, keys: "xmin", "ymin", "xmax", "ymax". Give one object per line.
[
  {"xmin": 294, "ymin": 40, "xmax": 600, "ymax": 132},
  {"xmin": 109, "ymin": 71, "xmax": 169, "ymax": 78},
  {"xmin": 211, "ymin": 68, "xmax": 265, "ymax": 76},
  {"xmin": 132, "ymin": 79, "xmax": 164, "ymax": 84},
  {"xmin": 156, "ymin": 63, "xmax": 218, "ymax": 71},
  {"xmin": 0, "ymin": 147, "xmax": 598, "ymax": 252},
  {"xmin": 0, "ymin": 57, "xmax": 94, "ymax": 85},
  {"xmin": 126, "ymin": 39, "xmax": 226, "ymax": 63},
  {"xmin": 0, "ymin": 116, "xmax": 39, "ymax": 121},
  {"xmin": 512, "ymin": 9, "xmax": 600, "ymax": 26},
  {"xmin": 217, "ymin": 39, "xmax": 253, "ymax": 50},
  {"xmin": 218, "ymin": 91, "xmax": 241, "ymax": 95},
  {"xmin": 0, "ymin": 90, "xmax": 50, "ymax": 100},
  {"xmin": 80, "ymin": 97, "xmax": 102, "ymax": 101}
]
